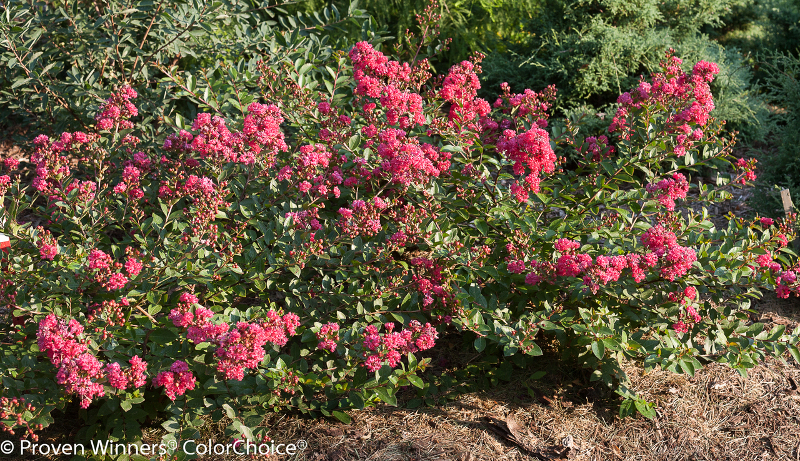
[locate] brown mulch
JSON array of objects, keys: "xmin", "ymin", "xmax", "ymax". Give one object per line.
[{"xmin": 272, "ymin": 295, "xmax": 800, "ymax": 461}]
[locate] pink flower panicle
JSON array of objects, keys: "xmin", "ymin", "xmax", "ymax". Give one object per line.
[
  {"xmin": 554, "ymin": 239, "xmax": 580, "ymax": 253},
  {"xmin": 153, "ymin": 361, "xmax": 196, "ymax": 401},
  {"xmin": 106, "ymin": 356, "xmax": 148, "ymax": 390},
  {"xmin": 736, "ymin": 158, "xmax": 758, "ymax": 184},
  {"xmin": 316, "ymin": 323, "xmax": 340, "ymax": 353},
  {"xmin": 646, "ymin": 173, "xmax": 690, "ymax": 211},
  {"xmin": 439, "ymin": 60, "xmax": 490, "ymax": 130},
  {"xmin": 36, "ymin": 227, "xmax": 58, "ymax": 261},
  {"xmin": 361, "ymin": 321, "xmax": 439, "ymax": 372},
  {"xmin": 375, "ymin": 129, "xmax": 449, "ymax": 185},
  {"xmin": 497, "ymin": 127, "xmax": 556, "ymax": 200},
  {"xmin": 96, "ymin": 85, "xmax": 138, "ymax": 130},
  {"xmin": 215, "ymin": 322, "xmax": 269, "ymax": 381},
  {"xmin": 609, "ymin": 50, "xmax": 719, "ymax": 149},
  {"xmin": 583, "ymin": 135, "xmax": 614, "ymax": 162},
  {"xmin": 37, "ymin": 315, "xmax": 106, "ymax": 408}
]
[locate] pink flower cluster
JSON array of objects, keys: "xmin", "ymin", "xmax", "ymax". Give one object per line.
[
  {"xmin": 0, "ymin": 175, "xmax": 10, "ymax": 201},
  {"xmin": 556, "ymin": 253, "xmax": 594, "ymax": 277},
  {"xmin": 492, "ymin": 82, "xmax": 556, "ymax": 122},
  {"xmin": 152, "ymin": 361, "xmax": 196, "ymax": 401},
  {"xmin": 169, "ymin": 293, "xmax": 299, "ymax": 380},
  {"xmin": 640, "ymin": 226, "xmax": 697, "ymax": 281},
  {"xmin": 735, "ymin": 158, "xmax": 758, "ymax": 184},
  {"xmin": 166, "ymin": 103, "xmax": 287, "ymax": 167},
  {"xmin": 125, "ymin": 256, "xmax": 143, "ymax": 277},
  {"xmin": 554, "ymin": 238, "xmax": 580, "ymax": 253},
  {"xmin": 646, "ymin": 173, "xmax": 690, "ymax": 211},
  {"xmin": 37, "ymin": 314, "xmax": 104, "ymax": 408},
  {"xmin": 439, "ymin": 60, "xmax": 490, "ymax": 130},
  {"xmin": 215, "ymin": 311, "xmax": 299, "ymax": 381},
  {"xmin": 610, "ymin": 51, "xmax": 719, "ymax": 154},
  {"xmin": 375, "ymin": 128, "xmax": 450, "ymax": 185},
  {"xmin": 410, "ymin": 257, "xmax": 451, "ymax": 307},
  {"xmin": 159, "ymin": 174, "xmax": 229, "ymax": 248},
  {"xmin": 106, "ymin": 356, "xmax": 148, "ymax": 390},
  {"xmin": 215, "ymin": 322, "xmax": 271, "ymax": 381},
  {"xmin": 112, "ymin": 164, "xmax": 144, "ymax": 200},
  {"xmin": 672, "ymin": 287, "xmax": 702, "ymax": 333},
  {"xmin": 776, "ymin": 270, "xmax": 799, "ymax": 298},
  {"xmin": 337, "ymin": 196, "xmax": 389, "ymax": 238},
  {"xmin": 241, "ymin": 102, "xmax": 289, "ymax": 165},
  {"xmin": 84, "ymin": 248, "xmax": 129, "ymax": 291},
  {"xmin": 525, "ymin": 227, "xmax": 697, "ymax": 291},
  {"xmin": 350, "ymin": 42, "xmax": 412, "ymax": 92},
  {"xmin": 497, "ymin": 127, "xmax": 556, "ymax": 200},
  {"xmin": 36, "ymin": 227, "xmax": 58, "ymax": 260},
  {"xmin": 316, "ymin": 323, "xmax": 340, "ymax": 352},
  {"xmin": 361, "ymin": 321, "xmax": 439, "ymax": 372},
  {"xmin": 30, "ymin": 131, "xmax": 95, "ymax": 196},
  {"xmin": 583, "ymin": 135, "xmax": 614, "ymax": 162},
  {"xmin": 349, "ymin": 42, "xmax": 425, "ymax": 130},
  {"xmin": 507, "ymin": 260, "xmax": 526, "ymax": 274},
  {"xmin": 64, "ymin": 180, "xmax": 97, "ymax": 203},
  {"xmin": 96, "ymin": 86, "xmax": 138, "ymax": 130},
  {"xmin": 756, "ymin": 251, "xmax": 781, "ymax": 273},
  {"xmin": 280, "ymin": 143, "xmax": 347, "ymax": 199},
  {"xmin": 314, "ymin": 100, "xmax": 354, "ymax": 145}
]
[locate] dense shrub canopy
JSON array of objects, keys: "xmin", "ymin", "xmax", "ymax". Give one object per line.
[
  {"xmin": 1, "ymin": 0, "xmax": 800, "ymax": 456},
  {"xmin": 1, "ymin": 37, "xmax": 799, "ymax": 449}
]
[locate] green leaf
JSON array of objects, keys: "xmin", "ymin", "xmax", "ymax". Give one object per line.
[
  {"xmin": 332, "ymin": 410, "xmax": 351, "ymax": 424},
  {"xmin": 619, "ymin": 399, "xmax": 635, "ymax": 418},
  {"xmin": 788, "ymin": 345, "xmax": 800, "ymax": 365},
  {"xmin": 408, "ymin": 375, "xmax": 424, "ymax": 389},
  {"xmin": 475, "ymin": 220, "xmax": 489, "ymax": 236},
  {"xmin": 374, "ymin": 388, "xmax": 397, "ymax": 406},
  {"xmin": 529, "ymin": 371, "xmax": 546, "ymax": 380},
  {"xmin": 592, "ymin": 340, "xmax": 605, "ymax": 359},
  {"xmin": 348, "ymin": 134, "xmax": 360, "ymax": 150},
  {"xmin": 634, "ymin": 399, "xmax": 656, "ymax": 420}
]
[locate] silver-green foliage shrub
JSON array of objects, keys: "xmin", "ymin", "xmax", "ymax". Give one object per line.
[{"xmin": 0, "ymin": 0, "xmax": 372, "ymax": 138}]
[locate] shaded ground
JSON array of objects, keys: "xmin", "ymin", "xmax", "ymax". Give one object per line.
[
  {"xmin": 6, "ymin": 295, "xmax": 799, "ymax": 461},
  {"xmin": 253, "ymin": 294, "xmax": 800, "ymax": 461}
]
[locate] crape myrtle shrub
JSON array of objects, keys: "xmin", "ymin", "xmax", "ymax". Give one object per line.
[
  {"xmin": 0, "ymin": 0, "xmax": 375, "ymax": 140},
  {"xmin": 479, "ymin": 0, "xmax": 769, "ymax": 140},
  {"xmin": 2, "ymin": 26, "xmax": 800, "ymax": 450}
]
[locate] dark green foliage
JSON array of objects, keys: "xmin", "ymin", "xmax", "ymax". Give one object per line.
[
  {"xmin": 0, "ymin": 0, "xmax": 373, "ymax": 140},
  {"xmin": 711, "ymin": 0, "xmax": 800, "ymax": 56},
  {"xmin": 311, "ymin": 0, "xmax": 540, "ymax": 68},
  {"xmin": 479, "ymin": 0, "xmax": 768, "ymax": 140},
  {"xmin": 752, "ymin": 53, "xmax": 800, "ymax": 216}
]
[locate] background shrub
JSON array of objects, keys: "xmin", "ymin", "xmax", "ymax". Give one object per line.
[
  {"xmin": 0, "ymin": 0, "xmax": 377, "ymax": 139},
  {"xmin": 750, "ymin": 53, "xmax": 800, "ymax": 216},
  {"xmin": 478, "ymin": 0, "xmax": 770, "ymax": 140}
]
